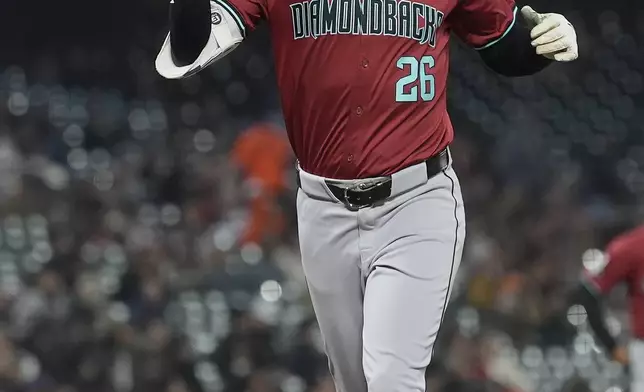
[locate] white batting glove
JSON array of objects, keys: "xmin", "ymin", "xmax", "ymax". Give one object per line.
[{"xmin": 521, "ymin": 6, "xmax": 578, "ymax": 62}]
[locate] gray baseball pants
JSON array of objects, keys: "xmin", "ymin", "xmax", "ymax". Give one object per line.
[
  {"xmin": 631, "ymin": 340, "xmax": 644, "ymax": 392},
  {"xmin": 296, "ymin": 157, "xmax": 466, "ymax": 392}
]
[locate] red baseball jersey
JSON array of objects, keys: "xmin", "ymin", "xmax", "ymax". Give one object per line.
[
  {"xmin": 584, "ymin": 226, "xmax": 644, "ymax": 339},
  {"xmin": 219, "ymin": 0, "xmax": 516, "ymax": 178}
]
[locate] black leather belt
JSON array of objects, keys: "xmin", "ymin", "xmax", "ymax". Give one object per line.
[{"xmin": 299, "ymin": 148, "xmax": 450, "ymax": 210}]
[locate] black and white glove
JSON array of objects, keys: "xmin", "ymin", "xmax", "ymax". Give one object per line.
[{"xmin": 521, "ymin": 6, "xmax": 578, "ymax": 62}]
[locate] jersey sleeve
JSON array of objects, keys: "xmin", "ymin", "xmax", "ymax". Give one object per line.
[
  {"xmin": 584, "ymin": 241, "xmax": 635, "ymax": 295},
  {"xmin": 448, "ymin": 0, "xmax": 518, "ymax": 50},
  {"xmin": 216, "ymin": 0, "xmax": 268, "ymax": 33}
]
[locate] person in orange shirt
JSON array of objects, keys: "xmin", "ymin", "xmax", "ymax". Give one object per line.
[{"xmin": 231, "ymin": 122, "xmax": 292, "ymax": 245}]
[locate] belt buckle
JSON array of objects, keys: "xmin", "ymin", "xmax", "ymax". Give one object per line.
[
  {"xmin": 343, "ymin": 180, "xmax": 386, "ymax": 210},
  {"xmin": 343, "ymin": 187, "xmax": 360, "ymax": 210},
  {"xmin": 343, "ymin": 183, "xmax": 366, "ymax": 210}
]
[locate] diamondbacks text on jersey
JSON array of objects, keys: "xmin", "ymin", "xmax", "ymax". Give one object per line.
[{"xmin": 289, "ymin": 0, "xmax": 445, "ymax": 47}]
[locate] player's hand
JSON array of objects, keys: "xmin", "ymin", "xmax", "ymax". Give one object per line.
[
  {"xmin": 612, "ymin": 345, "xmax": 629, "ymax": 365},
  {"xmin": 521, "ymin": 6, "xmax": 578, "ymax": 62}
]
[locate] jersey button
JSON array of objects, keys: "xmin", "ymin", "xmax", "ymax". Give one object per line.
[
  {"xmin": 361, "ymin": 59, "xmax": 369, "ymax": 68},
  {"xmin": 347, "ymin": 154, "xmax": 354, "ymax": 162},
  {"xmin": 355, "ymin": 106, "xmax": 363, "ymax": 116}
]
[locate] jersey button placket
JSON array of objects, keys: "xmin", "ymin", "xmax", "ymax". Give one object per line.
[{"xmin": 346, "ymin": 41, "xmax": 368, "ymax": 173}]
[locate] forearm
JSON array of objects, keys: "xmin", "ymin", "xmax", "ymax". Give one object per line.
[
  {"xmin": 570, "ymin": 282, "xmax": 617, "ymax": 353},
  {"xmin": 156, "ymin": 0, "xmax": 244, "ymax": 79},
  {"xmin": 170, "ymin": 0, "xmax": 212, "ymax": 66},
  {"xmin": 478, "ymin": 23, "xmax": 552, "ymax": 77}
]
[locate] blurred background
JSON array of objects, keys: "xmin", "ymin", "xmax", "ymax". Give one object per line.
[{"xmin": 0, "ymin": 0, "xmax": 642, "ymax": 391}]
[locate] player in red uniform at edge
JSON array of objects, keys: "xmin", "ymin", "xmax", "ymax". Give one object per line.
[
  {"xmin": 155, "ymin": 0, "xmax": 579, "ymax": 390},
  {"xmin": 572, "ymin": 226, "xmax": 644, "ymax": 392}
]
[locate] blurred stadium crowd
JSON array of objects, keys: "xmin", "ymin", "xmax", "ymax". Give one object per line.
[{"xmin": 0, "ymin": 0, "xmax": 643, "ymax": 391}]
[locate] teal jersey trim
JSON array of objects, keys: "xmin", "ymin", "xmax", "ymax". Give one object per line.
[
  {"xmin": 214, "ymin": 0, "xmax": 247, "ymax": 37},
  {"xmin": 474, "ymin": 6, "xmax": 518, "ymax": 51}
]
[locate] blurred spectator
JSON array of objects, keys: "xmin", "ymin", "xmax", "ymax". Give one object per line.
[{"xmin": 231, "ymin": 123, "xmax": 292, "ymax": 245}]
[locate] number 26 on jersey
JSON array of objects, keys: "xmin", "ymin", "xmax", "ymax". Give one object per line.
[{"xmin": 395, "ymin": 55, "xmax": 436, "ymax": 102}]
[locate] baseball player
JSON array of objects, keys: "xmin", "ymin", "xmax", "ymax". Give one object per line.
[
  {"xmin": 571, "ymin": 226, "xmax": 644, "ymax": 392},
  {"xmin": 155, "ymin": 0, "xmax": 578, "ymax": 390}
]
